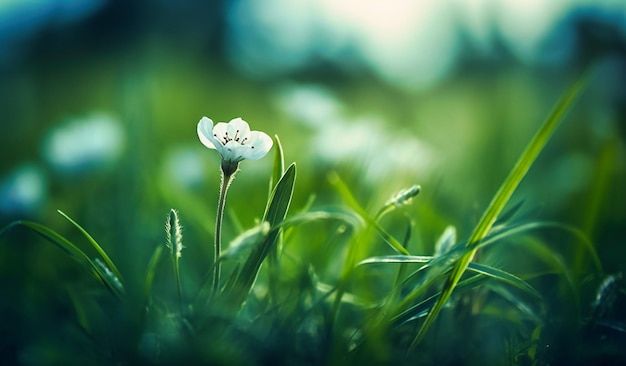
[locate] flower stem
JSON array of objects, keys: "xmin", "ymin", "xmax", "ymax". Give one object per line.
[{"xmin": 213, "ymin": 170, "xmax": 234, "ymax": 294}]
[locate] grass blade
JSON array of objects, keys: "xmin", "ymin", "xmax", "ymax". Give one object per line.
[
  {"xmin": 0, "ymin": 220, "xmax": 123, "ymax": 297},
  {"xmin": 467, "ymin": 262, "xmax": 542, "ymax": 299},
  {"xmin": 269, "ymin": 134, "xmax": 285, "ymax": 192},
  {"xmin": 328, "ymin": 173, "xmax": 410, "ymax": 255},
  {"xmin": 225, "ymin": 163, "xmax": 296, "ymax": 307},
  {"xmin": 411, "ymin": 74, "xmax": 589, "ymax": 348},
  {"xmin": 264, "ymin": 163, "xmax": 297, "ymax": 227},
  {"xmin": 58, "ymin": 210, "xmax": 124, "ymax": 284},
  {"xmin": 357, "ymin": 255, "xmax": 540, "ymax": 299}
]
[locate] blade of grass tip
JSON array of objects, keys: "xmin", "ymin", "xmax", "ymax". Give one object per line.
[
  {"xmin": 58, "ymin": 210, "xmax": 124, "ymax": 284},
  {"xmin": 410, "ymin": 73, "xmax": 589, "ymax": 349},
  {"xmin": 264, "ymin": 163, "xmax": 296, "ymax": 227},
  {"xmin": 270, "ymin": 135, "xmax": 285, "ymax": 192}
]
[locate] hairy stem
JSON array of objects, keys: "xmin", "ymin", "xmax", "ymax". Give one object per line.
[{"xmin": 213, "ymin": 170, "xmax": 235, "ymax": 294}]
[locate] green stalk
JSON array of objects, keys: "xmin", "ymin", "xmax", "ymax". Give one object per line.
[
  {"xmin": 214, "ymin": 170, "xmax": 235, "ymax": 294},
  {"xmin": 173, "ymin": 256, "xmax": 183, "ymax": 314}
]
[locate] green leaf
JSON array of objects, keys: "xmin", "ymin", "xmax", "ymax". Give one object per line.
[
  {"xmin": 411, "ymin": 73, "xmax": 589, "ymax": 348},
  {"xmin": 219, "ymin": 221, "xmax": 271, "ymax": 261},
  {"xmin": 358, "ymin": 255, "xmax": 433, "ymax": 266},
  {"xmin": 225, "ymin": 163, "xmax": 296, "ymax": 307},
  {"xmin": 0, "ymin": 220, "xmax": 122, "ymax": 297},
  {"xmin": 476, "ymin": 221, "xmax": 602, "ymax": 273},
  {"xmin": 393, "ymin": 275, "xmax": 487, "ymax": 325},
  {"xmin": 58, "ymin": 210, "xmax": 124, "ymax": 284},
  {"xmin": 467, "ymin": 262, "xmax": 542, "ymax": 299},
  {"xmin": 357, "ymin": 255, "xmax": 540, "ymax": 299},
  {"xmin": 278, "ymin": 209, "xmax": 362, "ymax": 231},
  {"xmin": 269, "ymin": 134, "xmax": 285, "ymax": 192},
  {"xmin": 264, "ymin": 162, "xmax": 296, "ymax": 227}
]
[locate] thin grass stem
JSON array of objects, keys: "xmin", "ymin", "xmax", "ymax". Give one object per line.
[{"xmin": 214, "ymin": 171, "xmax": 234, "ymax": 294}]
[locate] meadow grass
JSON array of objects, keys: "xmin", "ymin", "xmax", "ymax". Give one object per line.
[{"xmin": 1, "ymin": 73, "xmax": 623, "ymax": 365}]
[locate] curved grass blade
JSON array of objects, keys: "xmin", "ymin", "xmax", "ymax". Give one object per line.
[
  {"xmin": 0, "ymin": 220, "xmax": 123, "ymax": 297},
  {"xmin": 278, "ymin": 209, "xmax": 363, "ymax": 232},
  {"xmin": 411, "ymin": 73, "xmax": 589, "ymax": 348},
  {"xmin": 486, "ymin": 284, "xmax": 544, "ymax": 324},
  {"xmin": 388, "ymin": 220, "xmax": 584, "ymax": 320},
  {"xmin": 475, "ymin": 221, "xmax": 602, "ymax": 272},
  {"xmin": 58, "ymin": 210, "xmax": 124, "ymax": 284},
  {"xmin": 263, "ymin": 163, "xmax": 296, "ymax": 227},
  {"xmin": 328, "ymin": 173, "xmax": 410, "ymax": 256},
  {"xmin": 358, "ymin": 255, "xmax": 541, "ymax": 299},
  {"xmin": 219, "ymin": 221, "xmax": 271, "ymax": 261},
  {"xmin": 393, "ymin": 275, "xmax": 487, "ymax": 325},
  {"xmin": 225, "ymin": 163, "xmax": 296, "ymax": 308},
  {"xmin": 358, "ymin": 255, "xmax": 433, "ymax": 266},
  {"xmin": 467, "ymin": 262, "xmax": 542, "ymax": 299}
]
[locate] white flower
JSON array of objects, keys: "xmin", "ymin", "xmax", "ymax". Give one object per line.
[{"xmin": 197, "ymin": 117, "xmax": 273, "ymax": 174}]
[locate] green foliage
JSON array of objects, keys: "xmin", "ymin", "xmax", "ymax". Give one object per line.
[
  {"xmin": 410, "ymin": 72, "xmax": 593, "ymax": 348},
  {"xmin": 2, "ymin": 74, "xmax": 622, "ymax": 364}
]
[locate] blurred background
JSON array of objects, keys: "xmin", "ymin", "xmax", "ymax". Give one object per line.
[{"xmin": 0, "ymin": 0, "xmax": 625, "ymax": 363}]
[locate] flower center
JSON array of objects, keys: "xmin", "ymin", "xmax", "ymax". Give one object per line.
[{"xmin": 214, "ymin": 129, "xmax": 251, "ymax": 147}]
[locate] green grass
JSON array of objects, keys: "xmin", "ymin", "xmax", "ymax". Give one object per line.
[{"xmin": 1, "ymin": 72, "xmax": 624, "ymax": 365}]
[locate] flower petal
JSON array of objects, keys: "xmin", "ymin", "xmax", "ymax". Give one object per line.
[
  {"xmin": 244, "ymin": 131, "xmax": 273, "ymax": 160},
  {"xmin": 197, "ymin": 117, "xmax": 217, "ymax": 150},
  {"xmin": 212, "ymin": 122, "xmax": 229, "ymax": 142},
  {"xmin": 226, "ymin": 117, "xmax": 251, "ymax": 143}
]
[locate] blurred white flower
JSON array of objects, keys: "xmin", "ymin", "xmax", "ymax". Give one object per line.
[
  {"xmin": 197, "ymin": 117, "xmax": 273, "ymax": 174},
  {"xmin": 43, "ymin": 112, "xmax": 125, "ymax": 174},
  {"xmin": 312, "ymin": 116, "xmax": 435, "ymax": 182},
  {"xmin": 0, "ymin": 163, "xmax": 47, "ymax": 216},
  {"xmin": 162, "ymin": 146, "xmax": 207, "ymax": 190},
  {"xmin": 274, "ymin": 83, "xmax": 436, "ymax": 184},
  {"xmin": 274, "ymin": 83, "xmax": 343, "ymax": 128}
]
